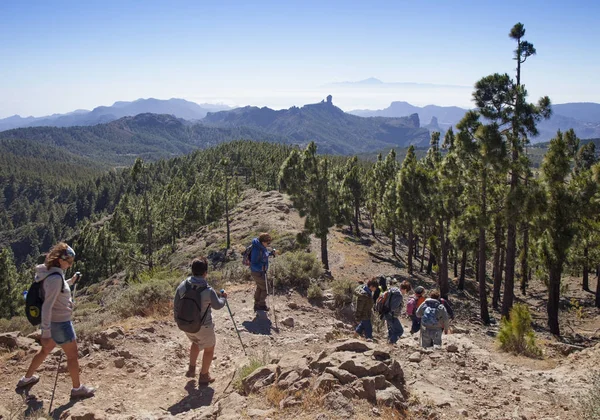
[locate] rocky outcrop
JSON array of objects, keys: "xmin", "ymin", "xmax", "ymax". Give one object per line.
[{"xmin": 241, "ymin": 339, "xmax": 406, "ymax": 411}]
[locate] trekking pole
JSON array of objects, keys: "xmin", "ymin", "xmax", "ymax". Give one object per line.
[
  {"xmin": 220, "ymin": 290, "xmax": 246, "ymax": 355},
  {"xmin": 265, "ymin": 272, "xmax": 278, "ymax": 330},
  {"xmin": 48, "ymin": 352, "xmax": 63, "ymax": 415}
]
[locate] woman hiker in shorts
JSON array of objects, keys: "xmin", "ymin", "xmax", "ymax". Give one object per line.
[{"xmin": 16, "ymin": 243, "xmax": 96, "ymax": 399}]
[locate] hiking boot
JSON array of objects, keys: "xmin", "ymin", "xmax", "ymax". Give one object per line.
[
  {"xmin": 254, "ymin": 304, "xmax": 270, "ymax": 312},
  {"xmin": 70, "ymin": 385, "xmax": 96, "ymax": 399},
  {"xmin": 185, "ymin": 365, "xmax": 196, "ymax": 378},
  {"xmin": 16, "ymin": 375, "xmax": 39, "ymax": 389},
  {"xmin": 198, "ymin": 373, "xmax": 215, "ymax": 386}
]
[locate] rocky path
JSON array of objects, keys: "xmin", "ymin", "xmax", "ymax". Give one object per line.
[{"xmin": 2, "ymin": 283, "xmax": 597, "ymax": 419}]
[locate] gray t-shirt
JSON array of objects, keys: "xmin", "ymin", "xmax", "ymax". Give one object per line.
[{"xmin": 174, "ymin": 276, "xmax": 226, "ymax": 327}]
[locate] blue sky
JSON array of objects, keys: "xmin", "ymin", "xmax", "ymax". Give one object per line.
[{"xmin": 1, "ymin": 0, "xmax": 598, "ymax": 117}]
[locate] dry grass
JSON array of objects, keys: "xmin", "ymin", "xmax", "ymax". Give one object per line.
[{"xmin": 265, "ymin": 385, "xmax": 287, "ymax": 407}]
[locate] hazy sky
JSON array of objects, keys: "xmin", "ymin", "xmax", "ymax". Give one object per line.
[{"xmin": 1, "ymin": 0, "xmax": 598, "ymax": 118}]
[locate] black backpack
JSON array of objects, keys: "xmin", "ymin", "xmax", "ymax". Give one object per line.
[
  {"xmin": 173, "ymin": 280, "xmax": 211, "ymax": 333},
  {"xmin": 242, "ymin": 244, "xmax": 253, "ymax": 266},
  {"xmin": 25, "ymin": 273, "xmax": 64, "ymax": 326}
]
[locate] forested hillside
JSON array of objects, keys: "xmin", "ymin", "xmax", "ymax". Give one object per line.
[{"xmin": 0, "ymin": 114, "xmax": 289, "ymax": 167}]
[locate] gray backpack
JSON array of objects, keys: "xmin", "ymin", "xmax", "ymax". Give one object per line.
[{"xmin": 173, "ymin": 280, "xmax": 210, "ymax": 333}]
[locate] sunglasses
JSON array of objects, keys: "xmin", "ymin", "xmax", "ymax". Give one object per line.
[{"xmin": 61, "ymin": 246, "xmax": 76, "ymax": 260}]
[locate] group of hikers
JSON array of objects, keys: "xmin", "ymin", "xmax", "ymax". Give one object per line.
[
  {"xmin": 354, "ymin": 276, "xmax": 454, "ymax": 348},
  {"xmin": 15, "ymin": 233, "xmax": 454, "ymax": 400}
]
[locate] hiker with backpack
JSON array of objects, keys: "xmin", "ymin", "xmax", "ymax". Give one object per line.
[
  {"xmin": 174, "ymin": 257, "xmax": 227, "ymax": 386},
  {"xmin": 17, "ymin": 242, "xmax": 96, "ymax": 399},
  {"xmin": 354, "ymin": 278, "xmax": 379, "ymax": 340},
  {"xmin": 415, "ymin": 289, "xmax": 450, "ymax": 348},
  {"xmin": 375, "ymin": 283, "xmax": 405, "ymax": 344},
  {"xmin": 247, "ymin": 233, "xmax": 276, "ymax": 312},
  {"xmin": 406, "ymin": 285, "xmax": 426, "ymax": 334}
]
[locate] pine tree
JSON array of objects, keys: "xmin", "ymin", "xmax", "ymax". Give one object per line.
[
  {"xmin": 537, "ymin": 130, "xmax": 591, "ymax": 335},
  {"xmin": 0, "ymin": 247, "xmax": 20, "ymax": 318},
  {"xmin": 342, "ymin": 156, "xmax": 364, "ymax": 237},
  {"xmin": 280, "ymin": 142, "xmax": 336, "ymax": 270},
  {"xmin": 456, "ymin": 112, "xmax": 507, "ymax": 323},
  {"xmin": 397, "ymin": 146, "xmax": 428, "ymax": 274}
]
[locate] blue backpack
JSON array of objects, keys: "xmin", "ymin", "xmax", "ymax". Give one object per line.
[{"xmin": 421, "ymin": 301, "xmax": 442, "ymax": 328}]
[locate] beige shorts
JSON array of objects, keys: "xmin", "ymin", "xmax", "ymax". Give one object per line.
[{"xmin": 185, "ymin": 324, "xmax": 216, "ymax": 350}]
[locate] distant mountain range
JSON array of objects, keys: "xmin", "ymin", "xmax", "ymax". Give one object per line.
[
  {"xmin": 350, "ymin": 101, "xmax": 600, "ymax": 143},
  {"xmin": 0, "ymin": 114, "xmax": 287, "ymax": 166},
  {"xmin": 0, "ymin": 97, "xmax": 430, "ymax": 161},
  {"xmin": 203, "ymin": 96, "xmax": 430, "ymax": 154},
  {"xmin": 0, "ymin": 98, "xmax": 231, "ymax": 131}
]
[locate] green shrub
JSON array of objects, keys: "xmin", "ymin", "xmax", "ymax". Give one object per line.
[
  {"xmin": 0, "ymin": 316, "xmax": 36, "ymax": 335},
  {"xmin": 307, "ymin": 282, "xmax": 324, "ymax": 300},
  {"xmin": 110, "ymin": 279, "xmax": 174, "ymax": 318},
  {"xmin": 270, "ymin": 251, "xmax": 323, "ymax": 291},
  {"xmin": 497, "ymin": 303, "xmax": 542, "ymax": 358},
  {"xmin": 75, "ymin": 311, "xmax": 119, "ymax": 340},
  {"xmin": 579, "ymin": 373, "xmax": 600, "ymax": 419},
  {"xmin": 331, "ymin": 278, "xmax": 356, "ymax": 308}
]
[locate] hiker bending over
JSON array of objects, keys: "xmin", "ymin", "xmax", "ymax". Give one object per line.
[
  {"xmin": 250, "ymin": 233, "xmax": 274, "ymax": 312},
  {"xmin": 416, "ymin": 289, "xmax": 450, "ymax": 348},
  {"xmin": 406, "ymin": 286, "xmax": 426, "ymax": 334},
  {"xmin": 375, "ymin": 283, "xmax": 405, "ymax": 344},
  {"xmin": 17, "ymin": 243, "xmax": 95, "ymax": 398},
  {"xmin": 371, "ymin": 275, "xmax": 388, "ymax": 304},
  {"xmin": 354, "ymin": 278, "xmax": 378, "ymax": 340},
  {"xmin": 174, "ymin": 257, "xmax": 227, "ymax": 386}
]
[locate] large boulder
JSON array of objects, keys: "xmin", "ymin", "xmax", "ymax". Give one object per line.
[
  {"xmin": 376, "ymin": 387, "xmax": 406, "ymax": 409},
  {"xmin": 0, "ymin": 332, "xmax": 21, "ymax": 348},
  {"xmin": 338, "ymin": 357, "xmax": 388, "ymax": 378},
  {"xmin": 242, "ymin": 364, "xmax": 279, "ymax": 394},
  {"xmin": 326, "ymin": 367, "xmax": 358, "ymax": 385},
  {"xmin": 323, "ymin": 391, "xmax": 354, "ymax": 417},
  {"xmin": 333, "ymin": 339, "xmax": 372, "ymax": 353},
  {"xmin": 313, "ymin": 373, "xmax": 339, "ymax": 391}
]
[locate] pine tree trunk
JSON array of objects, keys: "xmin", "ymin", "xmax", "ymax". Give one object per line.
[
  {"xmin": 391, "ymin": 229, "xmax": 396, "ymax": 258},
  {"xmin": 414, "ymin": 235, "xmax": 419, "ymax": 258},
  {"xmin": 478, "ymin": 172, "xmax": 489, "ymax": 324},
  {"xmin": 458, "ymin": 250, "xmax": 467, "ymax": 290},
  {"xmin": 371, "ymin": 221, "xmax": 375, "ymax": 237},
  {"xmin": 320, "ymin": 235, "xmax": 329, "ymax": 271},
  {"xmin": 144, "ymin": 191, "xmax": 153, "ymax": 270},
  {"xmin": 427, "ymin": 253, "xmax": 435, "ymax": 275},
  {"xmin": 478, "ymin": 226, "xmax": 490, "ymax": 324},
  {"xmin": 502, "ymin": 218, "xmax": 517, "ymax": 318},
  {"xmin": 453, "ymin": 248, "xmax": 458, "ymax": 278},
  {"xmin": 583, "ymin": 246, "xmax": 589, "ymax": 292},
  {"xmin": 504, "ymin": 42, "xmax": 522, "ymax": 318},
  {"xmin": 420, "ymin": 237, "xmax": 426, "ymax": 272},
  {"xmin": 438, "ymin": 220, "xmax": 449, "ymax": 298},
  {"xmin": 596, "ymin": 264, "xmax": 600, "ymax": 308},
  {"xmin": 354, "ymin": 198, "xmax": 360, "ymax": 237},
  {"xmin": 520, "ymin": 224, "xmax": 529, "ymax": 295},
  {"xmin": 493, "ymin": 222, "xmax": 503, "ymax": 310},
  {"xmin": 225, "ymin": 175, "xmax": 231, "ymax": 249},
  {"xmin": 407, "ymin": 226, "xmax": 414, "ymax": 274},
  {"xmin": 548, "ymin": 266, "xmax": 561, "ymax": 335}
]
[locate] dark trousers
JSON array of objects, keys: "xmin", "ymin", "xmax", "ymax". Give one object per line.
[
  {"xmin": 355, "ymin": 320, "xmax": 373, "ymax": 339},
  {"xmin": 252, "ymin": 271, "xmax": 268, "ymax": 307},
  {"xmin": 410, "ymin": 315, "xmax": 421, "ymax": 334}
]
